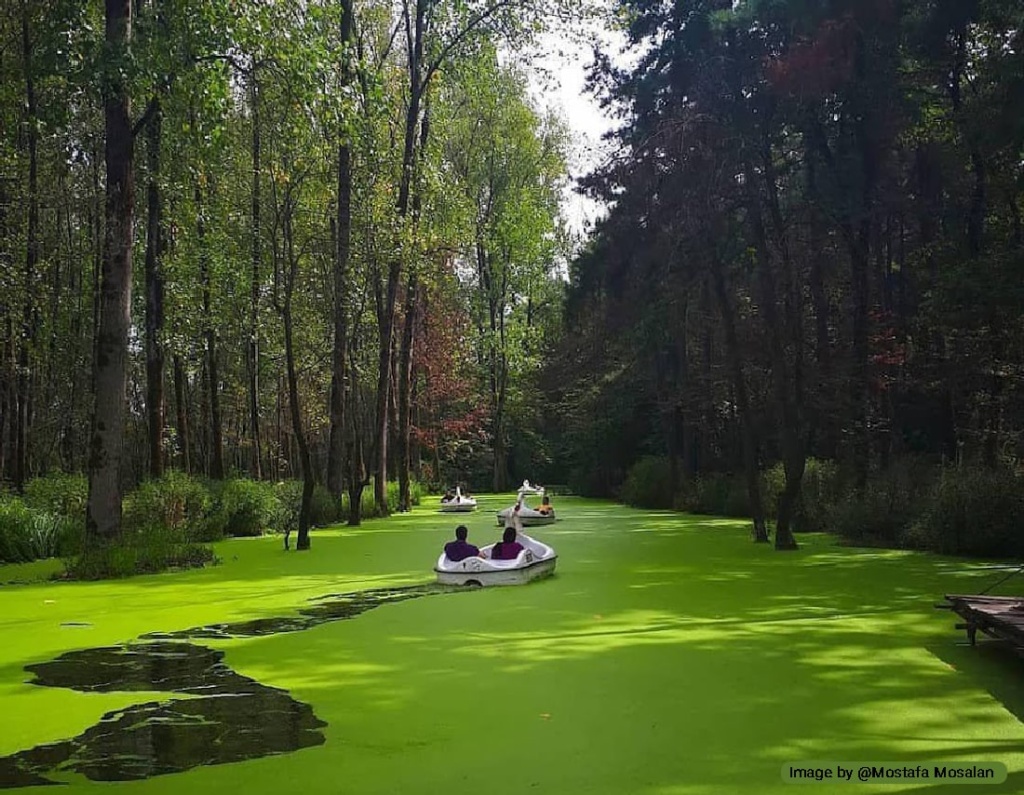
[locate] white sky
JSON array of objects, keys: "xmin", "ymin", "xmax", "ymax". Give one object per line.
[{"xmin": 522, "ymin": 25, "xmax": 628, "ymax": 239}]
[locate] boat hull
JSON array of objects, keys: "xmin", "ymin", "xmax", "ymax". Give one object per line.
[
  {"xmin": 435, "ymin": 556, "xmax": 557, "ymax": 587},
  {"xmin": 439, "ymin": 501, "xmax": 476, "ymax": 513},
  {"xmin": 496, "ymin": 509, "xmax": 554, "ymax": 526}
]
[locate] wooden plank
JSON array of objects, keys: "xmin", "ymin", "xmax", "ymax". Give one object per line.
[{"xmin": 940, "ymin": 593, "xmax": 1024, "ymax": 653}]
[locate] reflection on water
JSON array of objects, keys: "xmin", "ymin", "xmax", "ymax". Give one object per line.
[
  {"xmin": 0, "ymin": 583, "xmax": 459, "ymax": 788},
  {"xmin": 0, "ymin": 642, "xmax": 325, "ymax": 787}
]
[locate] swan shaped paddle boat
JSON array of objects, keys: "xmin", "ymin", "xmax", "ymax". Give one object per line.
[
  {"xmin": 435, "ymin": 531, "xmax": 557, "ymax": 587},
  {"xmin": 496, "ymin": 481, "xmax": 555, "ymax": 527},
  {"xmin": 439, "ymin": 486, "xmax": 477, "ymax": 513}
]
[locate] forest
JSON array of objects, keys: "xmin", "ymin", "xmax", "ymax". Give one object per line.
[{"xmin": 1, "ymin": 0, "xmax": 1023, "ymax": 571}]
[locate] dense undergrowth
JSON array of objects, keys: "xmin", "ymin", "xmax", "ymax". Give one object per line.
[
  {"xmin": 617, "ymin": 455, "xmax": 1024, "ymax": 558},
  {"xmin": 0, "ymin": 472, "xmax": 423, "ymax": 576}
]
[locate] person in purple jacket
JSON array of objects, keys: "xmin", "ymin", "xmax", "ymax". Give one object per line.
[
  {"xmin": 443, "ymin": 525, "xmax": 481, "ymax": 562},
  {"xmin": 491, "ymin": 526, "xmax": 525, "ymax": 560}
]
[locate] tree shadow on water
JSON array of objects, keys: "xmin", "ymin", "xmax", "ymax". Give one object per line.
[{"xmin": 928, "ymin": 639, "xmax": 1024, "ymax": 725}]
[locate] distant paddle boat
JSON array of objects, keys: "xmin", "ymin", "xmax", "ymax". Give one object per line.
[
  {"xmin": 434, "ymin": 531, "xmax": 557, "ymax": 587},
  {"xmin": 496, "ymin": 481, "xmax": 555, "ymax": 526},
  {"xmin": 439, "ymin": 486, "xmax": 477, "ymax": 513}
]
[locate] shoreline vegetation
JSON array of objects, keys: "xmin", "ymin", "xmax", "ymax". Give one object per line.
[
  {"xmin": 0, "ymin": 472, "xmax": 423, "ymax": 579},
  {"xmin": 3, "ymin": 456, "xmax": 1022, "ymax": 582},
  {"xmin": 615, "ymin": 455, "xmax": 1024, "ymax": 560}
]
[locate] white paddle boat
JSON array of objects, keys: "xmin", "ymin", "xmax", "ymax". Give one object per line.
[
  {"xmin": 434, "ymin": 531, "xmax": 557, "ymax": 587},
  {"xmin": 496, "ymin": 481, "xmax": 555, "ymax": 526},
  {"xmin": 439, "ymin": 486, "xmax": 477, "ymax": 513}
]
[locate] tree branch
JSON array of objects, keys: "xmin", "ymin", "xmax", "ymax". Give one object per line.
[{"xmin": 422, "ymin": 0, "xmax": 521, "ymax": 89}]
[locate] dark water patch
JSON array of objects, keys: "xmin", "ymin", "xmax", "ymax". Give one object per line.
[
  {"xmin": 27, "ymin": 641, "xmax": 241, "ymax": 694},
  {"xmin": 0, "ymin": 641, "xmax": 325, "ymax": 788},
  {"xmin": 142, "ymin": 583, "xmax": 456, "ymax": 640},
  {"xmin": 0, "ymin": 582, "xmax": 463, "ymax": 789}
]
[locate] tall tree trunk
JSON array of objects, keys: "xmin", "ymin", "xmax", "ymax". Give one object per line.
[
  {"xmin": 282, "ymin": 213, "xmax": 313, "ymax": 550},
  {"xmin": 87, "ymin": 0, "xmax": 134, "ymax": 542},
  {"xmin": 805, "ymin": 155, "xmax": 835, "ymax": 459},
  {"xmin": 806, "ymin": 113, "xmax": 873, "ymax": 488},
  {"xmin": 327, "ymin": 141, "xmax": 351, "ymax": 499},
  {"xmin": 849, "ymin": 191, "xmax": 872, "ymax": 490},
  {"xmin": 0, "ymin": 179, "xmax": 9, "ymax": 482},
  {"xmin": 475, "ymin": 236, "xmax": 509, "ymax": 493},
  {"xmin": 15, "ymin": 0, "xmax": 40, "ymax": 490},
  {"xmin": 144, "ymin": 98, "xmax": 165, "ymax": 479},
  {"xmin": 396, "ymin": 100, "xmax": 430, "ymax": 511},
  {"xmin": 397, "ymin": 275, "xmax": 417, "ymax": 511},
  {"xmin": 374, "ymin": 297, "xmax": 395, "ymax": 513},
  {"xmin": 375, "ymin": 0, "xmax": 426, "ymax": 515},
  {"xmin": 247, "ymin": 67, "xmax": 263, "ymax": 479},
  {"xmin": 411, "ymin": 370, "xmax": 422, "ymax": 482},
  {"xmin": 747, "ymin": 149, "xmax": 802, "ymax": 552},
  {"xmin": 197, "ymin": 182, "xmax": 224, "ymax": 479},
  {"xmin": 327, "ymin": 0, "xmax": 354, "ymax": 498},
  {"xmin": 949, "ymin": 24, "xmax": 986, "ymax": 255},
  {"xmin": 710, "ymin": 262, "xmax": 768, "ymax": 543},
  {"xmin": 345, "ymin": 326, "xmax": 367, "ymax": 526},
  {"xmin": 173, "ymin": 354, "xmax": 190, "ymax": 473},
  {"xmin": 492, "ymin": 309, "xmax": 510, "ymax": 492}
]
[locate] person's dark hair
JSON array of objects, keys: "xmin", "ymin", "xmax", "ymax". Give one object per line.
[
  {"xmin": 455, "ymin": 525, "xmax": 468, "ymax": 541},
  {"xmin": 503, "ymin": 526, "xmax": 516, "ymax": 544}
]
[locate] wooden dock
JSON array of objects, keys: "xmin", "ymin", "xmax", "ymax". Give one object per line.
[{"xmin": 941, "ymin": 594, "xmax": 1024, "ymax": 651}]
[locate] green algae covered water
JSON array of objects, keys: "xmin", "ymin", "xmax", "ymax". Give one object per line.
[{"xmin": 2, "ymin": 495, "xmax": 1024, "ymax": 793}]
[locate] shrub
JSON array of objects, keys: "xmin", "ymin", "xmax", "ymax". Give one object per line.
[
  {"xmin": 678, "ymin": 472, "xmax": 750, "ymax": 517},
  {"xmin": 125, "ymin": 471, "xmax": 214, "ymax": 542},
  {"xmin": 266, "ymin": 482, "xmax": 341, "ymax": 532},
  {"xmin": 619, "ymin": 456, "xmax": 675, "ymax": 509},
  {"xmin": 795, "ymin": 458, "xmax": 841, "ymax": 532},
  {"xmin": 0, "ymin": 499, "xmax": 37, "ymax": 563},
  {"xmin": 271, "ymin": 481, "xmax": 303, "ymax": 535},
  {"xmin": 23, "ymin": 472, "xmax": 88, "ymax": 518},
  {"xmin": 310, "ymin": 484, "xmax": 340, "ymax": 527},
  {"xmin": 64, "ymin": 524, "xmax": 216, "ymax": 580},
  {"xmin": 340, "ymin": 479, "xmax": 422, "ymax": 520},
  {"xmin": 384, "ymin": 479, "xmax": 423, "ymax": 510},
  {"xmin": 906, "ymin": 467, "xmax": 1024, "ymax": 557},
  {"xmin": 0, "ymin": 498, "xmax": 82, "ymax": 563},
  {"xmin": 340, "ymin": 485, "xmax": 377, "ymax": 520},
  {"xmin": 213, "ymin": 478, "xmax": 278, "ymax": 537},
  {"xmin": 762, "ymin": 458, "xmax": 840, "ymax": 532},
  {"xmin": 831, "ymin": 459, "xmax": 935, "ymax": 547}
]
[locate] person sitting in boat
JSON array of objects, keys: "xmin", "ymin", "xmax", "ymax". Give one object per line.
[
  {"xmin": 537, "ymin": 494, "xmax": 554, "ymax": 515},
  {"xmin": 442, "ymin": 488, "xmax": 455, "ymax": 503},
  {"xmin": 491, "ymin": 526, "xmax": 525, "ymax": 560},
  {"xmin": 443, "ymin": 525, "xmax": 480, "ymax": 562}
]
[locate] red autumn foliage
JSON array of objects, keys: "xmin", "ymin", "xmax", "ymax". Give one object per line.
[
  {"xmin": 869, "ymin": 309, "xmax": 908, "ymax": 393},
  {"xmin": 765, "ymin": 18, "xmax": 857, "ymax": 100},
  {"xmin": 413, "ymin": 270, "xmax": 491, "ymax": 452},
  {"xmin": 764, "ymin": 0, "xmax": 896, "ymax": 100}
]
